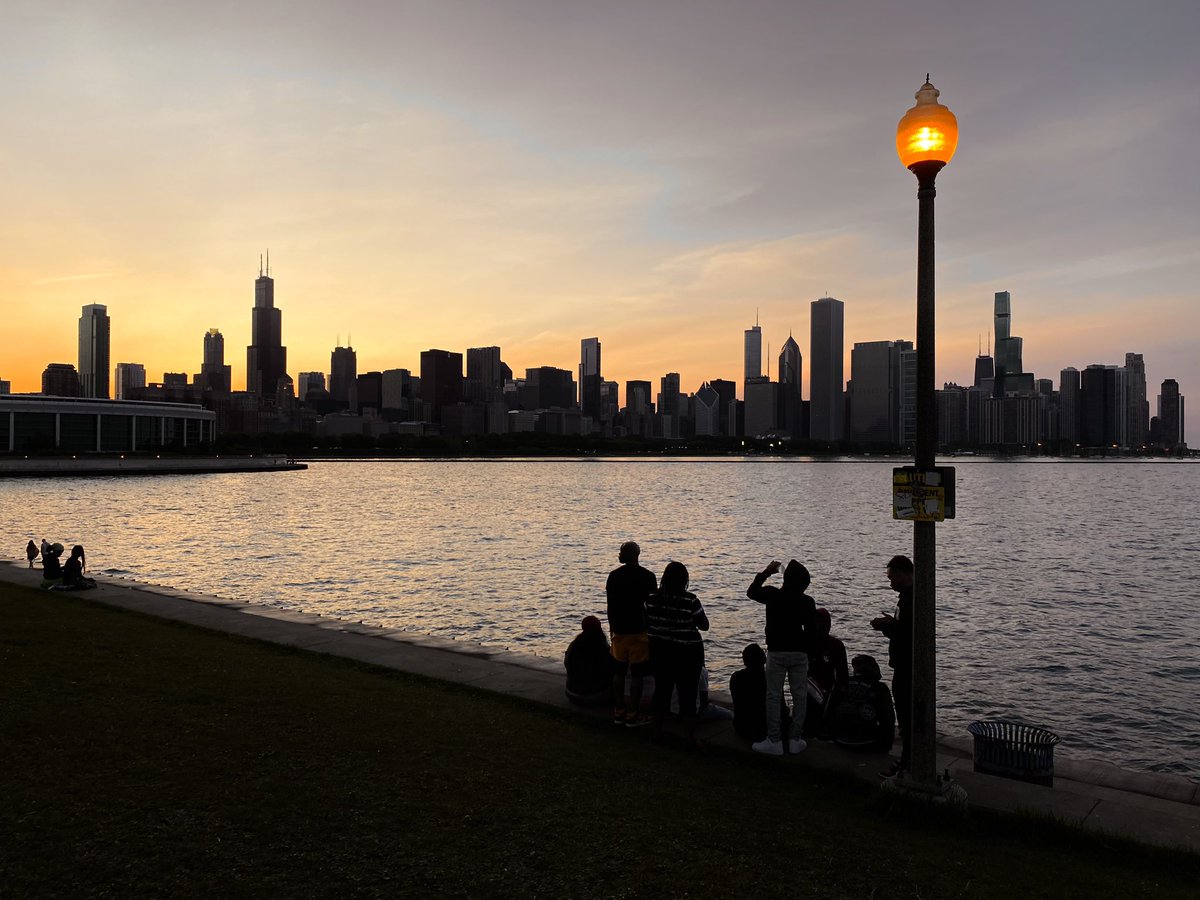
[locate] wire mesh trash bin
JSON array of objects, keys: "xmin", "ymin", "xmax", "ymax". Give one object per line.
[{"xmin": 967, "ymin": 721, "xmax": 1060, "ymax": 787}]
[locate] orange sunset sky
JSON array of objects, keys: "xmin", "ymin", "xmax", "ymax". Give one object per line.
[{"xmin": 2, "ymin": 2, "xmax": 1197, "ymax": 443}]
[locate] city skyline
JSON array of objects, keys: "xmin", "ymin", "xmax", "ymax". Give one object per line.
[{"xmin": 2, "ymin": 3, "xmax": 1197, "ymax": 445}]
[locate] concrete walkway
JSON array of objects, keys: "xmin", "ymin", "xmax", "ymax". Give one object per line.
[{"xmin": 6, "ymin": 561, "xmax": 1198, "ymax": 855}]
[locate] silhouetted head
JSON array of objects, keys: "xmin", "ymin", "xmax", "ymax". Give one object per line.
[
  {"xmin": 886, "ymin": 555, "xmax": 914, "ymax": 592},
  {"xmin": 70, "ymin": 545, "xmax": 85, "ymax": 560},
  {"xmin": 618, "ymin": 541, "xmax": 640, "ymax": 564},
  {"xmin": 581, "ymin": 615, "xmax": 602, "ymax": 634},
  {"xmin": 814, "ymin": 607, "xmax": 831, "ymax": 638},
  {"xmin": 852, "ymin": 654, "xmax": 882, "ymax": 683},
  {"xmin": 741, "ymin": 642, "xmax": 766, "ymax": 669},
  {"xmin": 50, "ymin": 543, "xmax": 64, "ymax": 556},
  {"xmin": 782, "ymin": 560, "xmax": 810, "ymax": 592},
  {"xmin": 660, "ymin": 561, "xmax": 689, "ymax": 594}
]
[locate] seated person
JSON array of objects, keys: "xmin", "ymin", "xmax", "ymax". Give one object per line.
[
  {"xmin": 40, "ymin": 543, "xmax": 64, "ymax": 589},
  {"xmin": 62, "ymin": 545, "xmax": 96, "ymax": 590},
  {"xmin": 805, "ymin": 607, "xmax": 849, "ymax": 738},
  {"xmin": 829, "ymin": 654, "xmax": 895, "ymax": 753},
  {"xmin": 564, "ymin": 616, "xmax": 614, "ymax": 706},
  {"xmin": 729, "ymin": 643, "xmax": 789, "ymax": 742}
]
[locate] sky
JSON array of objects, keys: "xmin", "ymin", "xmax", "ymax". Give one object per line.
[{"xmin": 2, "ymin": 1, "xmax": 1197, "ymax": 443}]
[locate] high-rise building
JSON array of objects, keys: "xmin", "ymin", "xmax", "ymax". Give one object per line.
[
  {"xmin": 114, "ymin": 362, "xmax": 146, "ymax": 400},
  {"xmin": 356, "ymin": 371, "xmax": 383, "ymax": 413},
  {"xmin": 1080, "ymin": 364, "xmax": 1127, "ymax": 448},
  {"xmin": 42, "ymin": 363, "xmax": 81, "ymax": 397},
  {"xmin": 579, "ymin": 337, "xmax": 602, "ymax": 419},
  {"xmin": 1059, "ymin": 367, "xmax": 1080, "ymax": 445},
  {"xmin": 848, "ymin": 340, "xmax": 904, "ymax": 444},
  {"xmin": 329, "ymin": 344, "xmax": 358, "ymax": 410},
  {"xmin": 744, "ymin": 318, "xmax": 762, "ymax": 386},
  {"xmin": 809, "ymin": 296, "xmax": 845, "ymax": 441},
  {"xmin": 520, "ymin": 366, "xmax": 574, "ymax": 411},
  {"xmin": 246, "ymin": 254, "xmax": 287, "ymax": 399},
  {"xmin": 297, "ymin": 372, "xmax": 326, "ymax": 400},
  {"xmin": 1157, "ymin": 379, "xmax": 1185, "ymax": 450},
  {"xmin": 466, "ymin": 347, "xmax": 504, "ymax": 403},
  {"xmin": 743, "ymin": 377, "xmax": 778, "ymax": 437},
  {"xmin": 693, "ymin": 383, "xmax": 721, "ymax": 436},
  {"xmin": 993, "ymin": 291, "xmax": 1024, "ymax": 395},
  {"xmin": 777, "ymin": 335, "xmax": 802, "ymax": 439},
  {"xmin": 381, "ymin": 369, "xmax": 412, "ymax": 414},
  {"xmin": 1124, "ymin": 353, "xmax": 1149, "ymax": 449},
  {"xmin": 658, "ymin": 372, "xmax": 682, "ymax": 438},
  {"xmin": 195, "ymin": 328, "xmax": 233, "ymax": 392},
  {"xmin": 624, "ymin": 380, "xmax": 653, "ymax": 415},
  {"xmin": 78, "ymin": 303, "xmax": 111, "ymax": 398},
  {"xmin": 0, "ymin": 378, "xmax": 10, "ymax": 395},
  {"xmin": 420, "ymin": 350, "xmax": 464, "ymax": 422}
]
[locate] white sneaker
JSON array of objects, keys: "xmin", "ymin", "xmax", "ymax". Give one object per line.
[
  {"xmin": 788, "ymin": 738, "xmax": 807, "ymax": 754},
  {"xmin": 752, "ymin": 738, "xmax": 784, "ymax": 756}
]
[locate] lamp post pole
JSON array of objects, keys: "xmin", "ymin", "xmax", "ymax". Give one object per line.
[
  {"xmin": 896, "ymin": 77, "xmax": 957, "ymax": 792},
  {"xmin": 911, "ymin": 159, "xmax": 943, "ymax": 788}
]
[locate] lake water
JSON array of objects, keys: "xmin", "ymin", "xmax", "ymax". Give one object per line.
[{"xmin": 4, "ymin": 458, "xmax": 1197, "ymax": 780}]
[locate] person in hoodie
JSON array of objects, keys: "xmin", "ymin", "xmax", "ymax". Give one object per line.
[
  {"xmin": 746, "ymin": 559, "xmax": 817, "ymax": 756},
  {"xmin": 805, "ymin": 607, "xmax": 849, "ymax": 738}
]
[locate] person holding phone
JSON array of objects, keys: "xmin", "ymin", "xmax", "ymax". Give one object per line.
[{"xmin": 871, "ymin": 555, "xmax": 914, "ymax": 777}]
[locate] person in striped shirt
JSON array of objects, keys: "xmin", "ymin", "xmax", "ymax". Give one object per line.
[{"xmin": 645, "ymin": 561, "xmax": 709, "ymax": 748}]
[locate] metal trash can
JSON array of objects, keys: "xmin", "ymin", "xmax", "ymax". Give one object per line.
[{"xmin": 967, "ymin": 721, "xmax": 1060, "ymax": 787}]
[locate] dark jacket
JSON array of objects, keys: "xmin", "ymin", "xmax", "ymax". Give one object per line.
[
  {"xmin": 564, "ymin": 632, "xmax": 614, "ymax": 696},
  {"xmin": 605, "ymin": 563, "xmax": 657, "ymax": 635},
  {"xmin": 878, "ymin": 586, "xmax": 913, "ymax": 671},
  {"xmin": 746, "ymin": 573, "xmax": 816, "ymax": 652}
]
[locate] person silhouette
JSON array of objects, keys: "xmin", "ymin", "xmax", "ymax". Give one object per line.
[
  {"xmin": 645, "ymin": 561, "xmax": 709, "ymax": 748},
  {"xmin": 26, "ymin": 540, "xmax": 39, "ymax": 568}
]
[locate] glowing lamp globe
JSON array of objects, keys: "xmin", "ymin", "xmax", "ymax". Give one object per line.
[{"xmin": 897, "ymin": 78, "xmax": 958, "ymax": 171}]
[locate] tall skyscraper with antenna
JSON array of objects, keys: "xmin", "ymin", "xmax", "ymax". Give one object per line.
[
  {"xmin": 744, "ymin": 314, "xmax": 762, "ymax": 386},
  {"xmin": 246, "ymin": 252, "xmax": 287, "ymax": 399}
]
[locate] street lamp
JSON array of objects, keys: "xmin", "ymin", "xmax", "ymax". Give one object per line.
[{"xmin": 897, "ymin": 77, "xmax": 957, "ymax": 792}]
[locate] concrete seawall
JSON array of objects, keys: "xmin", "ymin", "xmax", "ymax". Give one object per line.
[
  {"xmin": 0, "ymin": 455, "xmax": 306, "ymax": 477},
  {"xmin": 2, "ymin": 560, "xmax": 1196, "ymax": 853}
]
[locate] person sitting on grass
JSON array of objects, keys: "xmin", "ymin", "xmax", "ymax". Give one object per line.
[
  {"xmin": 40, "ymin": 543, "xmax": 64, "ymax": 589},
  {"xmin": 564, "ymin": 615, "xmax": 614, "ymax": 706}
]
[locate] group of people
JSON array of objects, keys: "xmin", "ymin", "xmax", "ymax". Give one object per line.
[
  {"xmin": 564, "ymin": 542, "xmax": 915, "ymax": 772},
  {"xmin": 27, "ymin": 538, "xmax": 95, "ymax": 591}
]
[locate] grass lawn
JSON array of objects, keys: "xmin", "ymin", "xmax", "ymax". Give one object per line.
[{"xmin": 2, "ymin": 583, "xmax": 1196, "ymax": 898}]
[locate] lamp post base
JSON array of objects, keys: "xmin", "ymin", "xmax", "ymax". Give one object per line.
[{"xmin": 883, "ymin": 770, "xmax": 968, "ymax": 805}]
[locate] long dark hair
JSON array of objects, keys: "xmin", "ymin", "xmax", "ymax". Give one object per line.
[{"xmin": 660, "ymin": 561, "xmax": 689, "ymax": 594}]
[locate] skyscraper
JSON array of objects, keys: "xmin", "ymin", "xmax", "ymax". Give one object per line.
[
  {"xmin": 420, "ymin": 349, "xmax": 464, "ymax": 422},
  {"xmin": 114, "ymin": 362, "xmax": 146, "ymax": 400},
  {"xmin": 466, "ymin": 346, "xmax": 504, "ymax": 403},
  {"xmin": 1158, "ymin": 379, "xmax": 1185, "ymax": 450},
  {"xmin": 579, "ymin": 337, "xmax": 602, "ymax": 419},
  {"xmin": 809, "ymin": 296, "xmax": 844, "ymax": 441},
  {"xmin": 297, "ymin": 372, "xmax": 326, "ymax": 400},
  {"xmin": 78, "ymin": 303, "xmax": 111, "ymax": 398},
  {"xmin": 993, "ymin": 291, "xmax": 1024, "ymax": 395},
  {"xmin": 777, "ymin": 334, "xmax": 802, "ymax": 439},
  {"xmin": 1124, "ymin": 352, "xmax": 1149, "ymax": 449},
  {"xmin": 1059, "ymin": 367, "xmax": 1080, "ymax": 445},
  {"xmin": 199, "ymin": 328, "xmax": 232, "ymax": 392},
  {"xmin": 246, "ymin": 254, "xmax": 287, "ymax": 399},
  {"xmin": 330, "ymin": 344, "xmax": 358, "ymax": 410},
  {"xmin": 744, "ymin": 318, "xmax": 762, "ymax": 385}
]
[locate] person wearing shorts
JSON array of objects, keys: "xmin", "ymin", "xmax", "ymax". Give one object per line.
[{"xmin": 607, "ymin": 541, "xmax": 657, "ymax": 726}]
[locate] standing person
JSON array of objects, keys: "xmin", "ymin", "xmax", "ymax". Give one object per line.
[
  {"xmin": 872, "ymin": 554, "xmax": 914, "ymax": 777},
  {"xmin": 746, "ymin": 559, "xmax": 816, "ymax": 756},
  {"xmin": 606, "ymin": 541, "xmax": 657, "ymax": 727},
  {"xmin": 645, "ymin": 561, "xmax": 709, "ymax": 748},
  {"xmin": 26, "ymin": 540, "xmax": 39, "ymax": 568}
]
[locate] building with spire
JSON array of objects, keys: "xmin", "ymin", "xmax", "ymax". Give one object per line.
[
  {"xmin": 743, "ymin": 315, "xmax": 762, "ymax": 387},
  {"xmin": 78, "ymin": 303, "xmax": 111, "ymax": 399},
  {"xmin": 329, "ymin": 341, "xmax": 358, "ymax": 411},
  {"xmin": 246, "ymin": 252, "xmax": 287, "ymax": 400}
]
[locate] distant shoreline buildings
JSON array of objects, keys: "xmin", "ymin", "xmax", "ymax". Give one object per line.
[{"xmin": 0, "ymin": 261, "xmax": 1187, "ymax": 454}]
